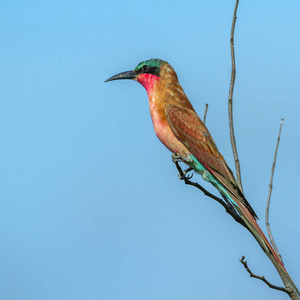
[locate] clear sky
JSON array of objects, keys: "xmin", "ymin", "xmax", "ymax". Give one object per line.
[{"xmin": 0, "ymin": 1, "xmax": 299, "ymax": 300}]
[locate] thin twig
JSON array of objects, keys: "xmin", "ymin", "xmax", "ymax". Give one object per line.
[
  {"xmin": 265, "ymin": 119, "xmax": 284, "ymax": 262},
  {"xmin": 228, "ymin": 0, "xmax": 243, "ymax": 193},
  {"xmin": 203, "ymin": 103, "xmax": 208, "ymax": 124},
  {"xmin": 172, "ymin": 157, "xmax": 247, "ymax": 228},
  {"xmin": 239, "ymin": 256, "xmax": 288, "ymax": 293}
]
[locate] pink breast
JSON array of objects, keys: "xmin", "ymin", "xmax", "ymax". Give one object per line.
[{"xmin": 150, "ymin": 106, "xmax": 190, "ymax": 156}]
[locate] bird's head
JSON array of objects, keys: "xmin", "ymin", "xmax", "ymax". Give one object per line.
[{"xmin": 105, "ymin": 58, "xmax": 172, "ymax": 93}]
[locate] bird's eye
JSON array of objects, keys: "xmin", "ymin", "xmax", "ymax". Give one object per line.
[{"xmin": 142, "ymin": 65, "xmax": 149, "ymax": 72}]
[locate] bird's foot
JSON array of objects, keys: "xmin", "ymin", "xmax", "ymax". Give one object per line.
[
  {"xmin": 172, "ymin": 152, "xmax": 182, "ymax": 163},
  {"xmin": 171, "ymin": 153, "xmax": 193, "ymax": 163},
  {"xmin": 172, "ymin": 153, "xmax": 194, "ymax": 180},
  {"xmin": 179, "ymin": 167, "xmax": 194, "ymax": 180}
]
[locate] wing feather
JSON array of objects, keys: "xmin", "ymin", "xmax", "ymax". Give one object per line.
[{"xmin": 165, "ymin": 104, "xmax": 258, "ymax": 219}]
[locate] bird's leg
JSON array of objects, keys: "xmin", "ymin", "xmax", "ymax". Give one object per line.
[
  {"xmin": 171, "ymin": 152, "xmax": 193, "ymax": 163},
  {"xmin": 182, "ymin": 167, "xmax": 194, "ymax": 179},
  {"xmin": 172, "ymin": 154, "xmax": 247, "ymax": 227},
  {"xmin": 171, "ymin": 152, "xmax": 182, "ymax": 163},
  {"xmin": 172, "ymin": 153, "xmax": 194, "ymax": 180}
]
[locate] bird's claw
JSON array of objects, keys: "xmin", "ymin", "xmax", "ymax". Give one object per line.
[
  {"xmin": 178, "ymin": 167, "xmax": 194, "ymax": 180},
  {"xmin": 185, "ymin": 172, "xmax": 194, "ymax": 180},
  {"xmin": 172, "ymin": 153, "xmax": 193, "ymax": 163},
  {"xmin": 178, "ymin": 171, "xmax": 193, "ymax": 180},
  {"xmin": 172, "ymin": 152, "xmax": 182, "ymax": 163},
  {"xmin": 172, "ymin": 153, "xmax": 194, "ymax": 180}
]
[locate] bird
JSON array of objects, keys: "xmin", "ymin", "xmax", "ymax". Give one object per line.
[{"xmin": 105, "ymin": 58, "xmax": 294, "ymax": 285}]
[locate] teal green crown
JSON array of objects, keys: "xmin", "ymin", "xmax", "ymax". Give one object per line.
[{"xmin": 135, "ymin": 58, "xmax": 165, "ymax": 71}]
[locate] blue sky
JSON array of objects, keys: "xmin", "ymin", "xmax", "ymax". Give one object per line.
[{"xmin": 0, "ymin": 1, "xmax": 299, "ymax": 300}]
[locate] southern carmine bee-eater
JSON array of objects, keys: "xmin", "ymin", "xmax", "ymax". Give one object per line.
[{"xmin": 105, "ymin": 58, "xmax": 291, "ymax": 280}]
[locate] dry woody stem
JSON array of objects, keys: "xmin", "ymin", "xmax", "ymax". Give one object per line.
[
  {"xmin": 228, "ymin": 0, "xmax": 243, "ymax": 193},
  {"xmin": 203, "ymin": 103, "xmax": 208, "ymax": 124},
  {"xmin": 265, "ymin": 119, "xmax": 284, "ymax": 262},
  {"xmin": 240, "ymin": 256, "xmax": 287, "ymax": 293}
]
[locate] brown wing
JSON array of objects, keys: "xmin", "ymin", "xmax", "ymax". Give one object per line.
[{"xmin": 165, "ymin": 104, "xmax": 258, "ymax": 219}]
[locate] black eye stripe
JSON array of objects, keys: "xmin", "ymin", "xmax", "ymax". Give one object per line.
[{"xmin": 137, "ymin": 66, "xmax": 160, "ymax": 77}]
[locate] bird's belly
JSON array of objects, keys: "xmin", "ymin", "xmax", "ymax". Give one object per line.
[{"xmin": 151, "ymin": 112, "xmax": 190, "ymax": 157}]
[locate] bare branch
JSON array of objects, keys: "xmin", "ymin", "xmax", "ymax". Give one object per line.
[
  {"xmin": 265, "ymin": 119, "xmax": 284, "ymax": 262},
  {"xmin": 172, "ymin": 156, "xmax": 247, "ymax": 229},
  {"xmin": 228, "ymin": 0, "xmax": 243, "ymax": 193},
  {"xmin": 203, "ymin": 103, "xmax": 208, "ymax": 124},
  {"xmin": 239, "ymin": 256, "xmax": 288, "ymax": 293}
]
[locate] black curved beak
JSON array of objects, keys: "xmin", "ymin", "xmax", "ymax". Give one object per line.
[{"xmin": 105, "ymin": 70, "xmax": 136, "ymax": 83}]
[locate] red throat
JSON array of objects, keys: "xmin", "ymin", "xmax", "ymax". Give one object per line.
[{"xmin": 136, "ymin": 73, "xmax": 160, "ymax": 95}]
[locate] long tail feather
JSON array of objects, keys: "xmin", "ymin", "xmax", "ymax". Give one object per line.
[
  {"xmin": 235, "ymin": 199, "xmax": 283, "ymax": 265},
  {"xmin": 231, "ymin": 195, "xmax": 300, "ymax": 296}
]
